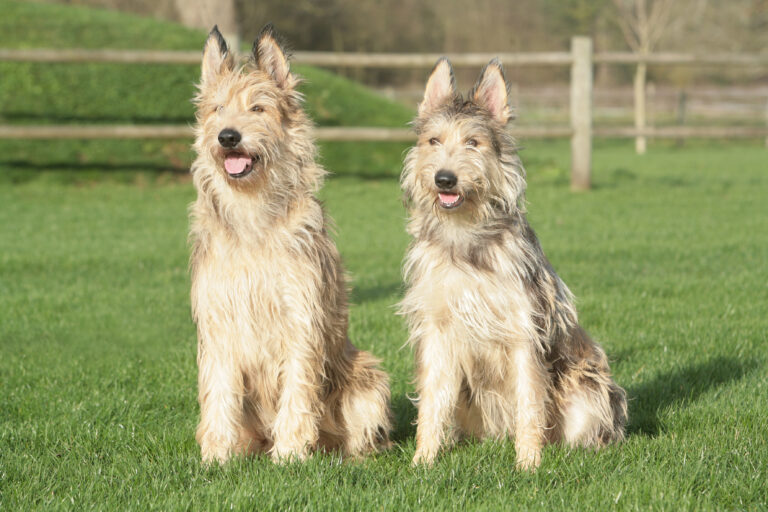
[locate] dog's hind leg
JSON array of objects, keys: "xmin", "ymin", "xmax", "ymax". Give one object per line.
[
  {"xmin": 553, "ymin": 328, "xmax": 627, "ymax": 447},
  {"xmin": 334, "ymin": 344, "xmax": 392, "ymax": 458}
]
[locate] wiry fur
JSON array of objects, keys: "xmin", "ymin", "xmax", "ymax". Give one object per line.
[
  {"xmin": 189, "ymin": 25, "xmax": 391, "ymax": 464},
  {"xmin": 400, "ymin": 58, "xmax": 627, "ymax": 470}
]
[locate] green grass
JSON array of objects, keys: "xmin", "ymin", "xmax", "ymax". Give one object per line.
[
  {"xmin": 1, "ymin": 141, "xmax": 767, "ymax": 510},
  {"xmin": 1, "ymin": 1, "xmax": 768, "ymax": 509}
]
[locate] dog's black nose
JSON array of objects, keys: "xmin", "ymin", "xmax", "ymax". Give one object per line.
[
  {"xmin": 435, "ymin": 169, "xmax": 458, "ymax": 190},
  {"xmin": 218, "ymin": 128, "xmax": 241, "ymax": 148}
]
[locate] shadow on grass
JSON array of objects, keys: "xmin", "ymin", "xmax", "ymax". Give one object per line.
[
  {"xmin": 327, "ymin": 171, "xmax": 401, "ymax": 182},
  {"xmin": 0, "ymin": 160, "xmax": 187, "ymax": 173},
  {"xmin": 626, "ymin": 355, "xmax": 758, "ymax": 437},
  {"xmin": 588, "ymin": 167, "xmax": 639, "ymax": 190},
  {"xmin": 350, "ymin": 281, "xmax": 402, "ymax": 304},
  {"xmin": 1, "ymin": 111, "xmax": 193, "ymax": 125},
  {"xmin": 0, "ymin": 161, "xmax": 189, "ymax": 185},
  {"xmin": 1, "ymin": 159, "xmax": 399, "ymax": 183},
  {"xmin": 391, "ymin": 392, "xmax": 417, "ymax": 443}
]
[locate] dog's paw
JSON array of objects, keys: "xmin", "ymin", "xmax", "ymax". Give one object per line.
[
  {"xmin": 270, "ymin": 443, "xmax": 311, "ymax": 464},
  {"xmin": 411, "ymin": 447, "xmax": 438, "ymax": 467},
  {"xmin": 200, "ymin": 448, "xmax": 230, "ymax": 466},
  {"xmin": 514, "ymin": 446, "xmax": 541, "ymax": 471}
]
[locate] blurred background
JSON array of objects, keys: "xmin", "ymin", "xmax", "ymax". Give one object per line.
[{"xmin": 50, "ymin": 0, "xmax": 768, "ymax": 130}]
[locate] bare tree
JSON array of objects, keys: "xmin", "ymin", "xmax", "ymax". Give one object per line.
[{"xmin": 612, "ymin": 0, "xmax": 703, "ymax": 153}]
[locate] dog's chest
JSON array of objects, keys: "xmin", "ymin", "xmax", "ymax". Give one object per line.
[
  {"xmin": 194, "ymin": 231, "xmax": 299, "ymax": 348},
  {"xmin": 408, "ymin": 243, "xmax": 536, "ymax": 346}
]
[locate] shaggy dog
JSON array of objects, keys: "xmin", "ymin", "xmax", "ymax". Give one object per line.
[
  {"xmin": 400, "ymin": 58, "xmax": 627, "ymax": 469},
  {"xmin": 189, "ymin": 25, "xmax": 391, "ymax": 464}
]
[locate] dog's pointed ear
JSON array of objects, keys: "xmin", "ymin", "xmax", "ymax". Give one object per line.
[
  {"xmin": 201, "ymin": 25, "xmax": 234, "ymax": 86},
  {"xmin": 471, "ymin": 59, "xmax": 510, "ymax": 124},
  {"xmin": 253, "ymin": 23, "xmax": 293, "ymax": 89},
  {"xmin": 419, "ymin": 58, "xmax": 456, "ymax": 115}
]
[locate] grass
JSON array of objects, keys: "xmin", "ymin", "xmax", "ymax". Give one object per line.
[
  {"xmin": 2, "ymin": 1, "xmax": 768, "ymax": 510},
  {"xmin": 1, "ymin": 140, "xmax": 767, "ymax": 510}
]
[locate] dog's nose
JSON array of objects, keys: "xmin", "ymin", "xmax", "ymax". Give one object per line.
[
  {"xmin": 435, "ymin": 169, "xmax": 458, "ymax": 190},
  {"xmin": 218, "ymin": 128, "xmax": 241, "ymax": 148}
]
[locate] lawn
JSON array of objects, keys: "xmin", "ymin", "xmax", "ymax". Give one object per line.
[
  {"xmin": 2, "ymin": 141, "xmax": 766, "ymax": 510},
  {"xmin": 1, "ymin": 1, "xmax": 767, "ymax": 510}
]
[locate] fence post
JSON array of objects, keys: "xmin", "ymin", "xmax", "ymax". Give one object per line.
[
  {"xmin": 570, "ymin": 36, "xmax": 593, "ymax": 191},
  {"xmin": 676, "ymin": 89, "xmax": 687, "ymax": 147}
]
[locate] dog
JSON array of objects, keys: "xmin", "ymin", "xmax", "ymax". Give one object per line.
[
  {"xmin": 188, "ymin": 25, "xmax": 391, "ymax": 464},
  {"xmin": 400, "ymin": 58, "xmax": 627, "ymax": 470}
]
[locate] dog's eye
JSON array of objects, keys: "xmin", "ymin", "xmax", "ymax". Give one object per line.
[
  {"xmin": 428, "ymin": 137, "xmax": 440, "ymax": 146},
  {"xmin": 215, "ymin": 105, "xmax": 223, "ymax": 114},
  {"xmin": 466, "ymin": 139, "xmax": 478, "ymax": 148},
  {"xmin": 250, "ymin": 105, "xmax": 264, "ymax": 113}
]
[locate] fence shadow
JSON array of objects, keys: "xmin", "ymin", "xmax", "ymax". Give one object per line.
[
  {"xmin": 0, "ymin": 159, "xmax": 187, "ymax": 173},
  {"xmin": 1, "ymin": 112, "xmax": 193, "ymax": 125},
  {"xmin": 626, "ymin": 355, "xmax": 758, "ymax": 437},
  {"xmin": 0, "ymin": 159, "xmax": 400, "ymax": 183}
]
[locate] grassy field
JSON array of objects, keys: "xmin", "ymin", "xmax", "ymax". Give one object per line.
[
  {"xmin": 2, "ymin": 140, "xmax": 767, "ymax": 510},
  {"xmin": 2, "ymin": 1, "xmax": 768, "ymax": 510}
]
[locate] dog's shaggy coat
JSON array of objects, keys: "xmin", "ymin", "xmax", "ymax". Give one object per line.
[
  {"xmin": 400, "ymin": 58, "xmax": 627, "ymax": 469},
  {"xmin": 189, "ymin": 25, "xmax": 391, "ymax": 464}
]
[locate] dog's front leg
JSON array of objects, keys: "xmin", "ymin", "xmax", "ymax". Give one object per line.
[
  {"xmin": 512, "ymin": 344, "xmax": 549, "ymax": 470},
  {"xmin": 412, "ymin": 333, "xmax": 461, "ymax": 466},
  {"xmin": 196, "ymin": 342, "xmax": 245, "ymax": 465},
  {"xmin": 270, "ymin": 335, "xmax": 322, "ymax": 463}
]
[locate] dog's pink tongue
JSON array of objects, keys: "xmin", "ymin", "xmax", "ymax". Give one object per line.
[
  {"xmin": 224, "ymin": 155, "xmax": 252, "ymax": 175},
  {"xmin": 439, "ymin": 192, "xmax": 460, "ymax": 203}
]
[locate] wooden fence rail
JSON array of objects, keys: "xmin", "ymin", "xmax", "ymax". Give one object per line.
[
  {"xmin": 0, "ymin": 125, "xmax": 579, "ymax": 141},
  {"xmin": 3, "ymin": 124, "xmax": 765, "ymax": 141},
  {"xmin": 3, "ymin": 48, "xmax": 768, "ymax": 67},
  {"xmin": 2, "ymin": 40, "xmax": 767, "ymax": 188}
]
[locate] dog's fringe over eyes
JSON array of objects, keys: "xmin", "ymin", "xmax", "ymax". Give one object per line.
[
  {"xmin": 188, "ymin": 24, "xmax": 392, "ymax": 465},
  {"xmin": 401, "ymin": 57, "xmax": 627, "ymax": 470}
]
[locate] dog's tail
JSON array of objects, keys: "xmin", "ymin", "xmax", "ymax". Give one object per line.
[
  {"xmin": 322, "ymin": 341, "xmax": 392, "ymax": 457},
  {"xmin": 551, "ymin": 328, "xmax": 627, "ymax": 446}
]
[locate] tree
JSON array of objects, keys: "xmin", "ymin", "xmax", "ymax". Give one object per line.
[
  {"xmin": 175, "ymin": 0, "xmax": 240, "ymax": 49},
  {"xmin": 611, "ymin": 0, "xmax": 702, "ymax": 153}
]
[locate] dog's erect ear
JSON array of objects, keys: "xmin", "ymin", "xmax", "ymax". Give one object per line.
[
  {"xmin": 201, "ymin": 25, "xmax": 234, "ymax": 85},
  {"xmin": 471, "ymin": 59, "xmax": 510, "ymax": 124},
  {"xmin": 253, "ymin": 24, "xmax": 293, "ymax": 88},
  {"xmin": 419, "ymin": 58, "xmax": 456, "ymax": 115}
]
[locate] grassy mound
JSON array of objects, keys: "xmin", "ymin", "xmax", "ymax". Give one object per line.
[{"xmin": 0, "ymin": 0, "xmax": 414, "ymax": 182}]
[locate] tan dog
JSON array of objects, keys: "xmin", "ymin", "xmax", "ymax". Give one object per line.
[
  {"xmin": 400, "ymin": 58, "xmax": 627, "ymax": 470},
  {"xmin": 189, "ymin": 25, "xmax": 391, "ymax": 464}
]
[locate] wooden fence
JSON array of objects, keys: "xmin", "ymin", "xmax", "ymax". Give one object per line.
[{"xmin": 2, "ymin": 38, "xmax": 768, "ymax": 189}]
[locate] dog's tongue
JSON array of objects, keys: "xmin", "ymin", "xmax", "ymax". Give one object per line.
[
  {"xmin": 224, "ymin": 155, "xmax": 252, "ymax": 175},
  {"xmin": 439, "ymin": 192, "xmax": 460, "ymax": 204}
]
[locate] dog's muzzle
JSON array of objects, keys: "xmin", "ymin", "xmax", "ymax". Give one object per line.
[
  {"xmin": 217, "ymin": 129, "xmax": 256, "ymax": 178},
  {"xmin": 435, "ymin": 169, "xmax": 464, "ymax": 209}
]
